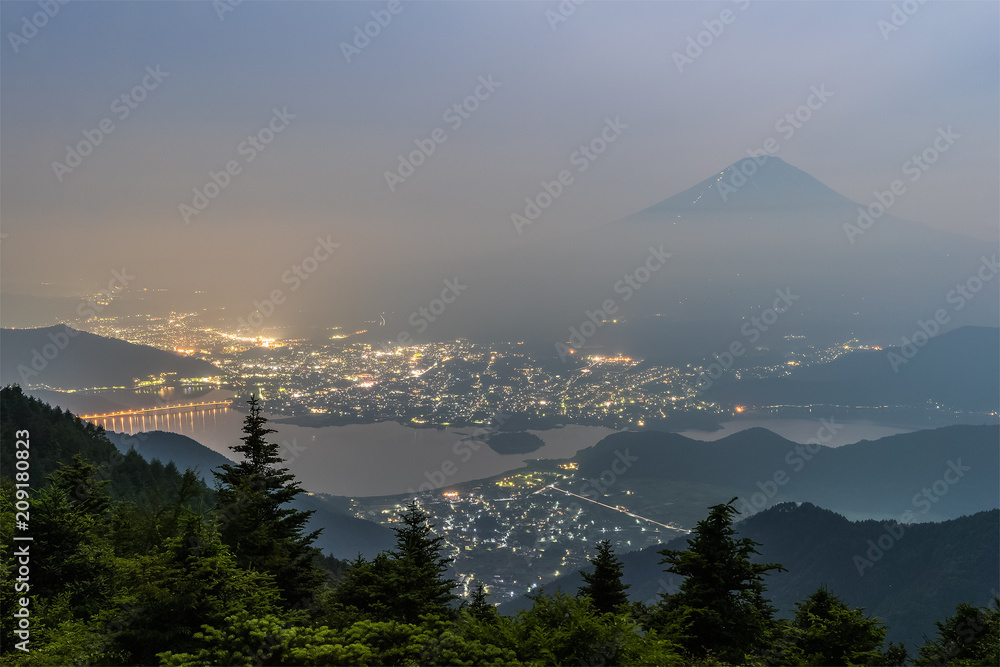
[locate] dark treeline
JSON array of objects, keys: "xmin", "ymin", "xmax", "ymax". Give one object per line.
[{"xmin": 1, "ymin": 385, "xmax": 997, "ymax": 666}]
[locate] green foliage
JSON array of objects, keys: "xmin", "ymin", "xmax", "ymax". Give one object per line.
[
  {"xmin": 4, "ymin": 387, "xmax": 994, "ymax": 666},
  {"xmin": 161, "ymin": 614, "xmax": 518, "ymax": 666},
  {"xmin": 387, "ymin": 501, "xmax": 459, "ymax": 622},
  {"xmin": 464, "ymin": 590, "xmax": 684, "ymax": 666},
  {"xmin": 579, "ymin": 539, "xmax": 631, "ymax": 614},
  {"xmin": 467, "ymin": 581, "xmax": 498, "ymax": 624},
  {"xmin": 2, "ymin": 615, "xmax": 131, "ymax": 667},
  {"xmin": 915, "ymin": 597, "xmax": 1000, "ymax": 666},
  {"xmin": 212, "ymin": 395, "xmax": 324, "ymax": 608},
  {"xmin": 0, "ymin": 386, "xmax": 216, "ymax": 511},
  {"xmin": 657, "ymin": 496, "xmax": 785, "ymax": 663},
  {"xmin": 0, "ymin": 385, "xmax": 117, "ymax": 485},
  {"xmin": 765, "ymin": 586, "xmax": 896, "ymax": 666},
  {"xmin": 28, "ymin": 456, "xmax": 117, "ymax": 613},
  {"xmin": 113, "ymin": 515, "xmax": 281, "ymax": 664},
  {"xmin": 323, "ymin": 553, "xmax": 397, "ymax": 624},
  {"xmin": 326, "ymin": 502, "xmax": 458, "ymax": 625}
]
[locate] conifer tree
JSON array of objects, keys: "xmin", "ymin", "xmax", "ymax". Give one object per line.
[
  {"xmin": 578, "ymin": 539, "xmax": 630, "ymax": 614},
  {"xmin": 785, "ymin": 586, "xmax": 895, "ymax": 666},
  {"xmin": 388, "ymin": 501, "xmax": 458, "ymax": 623},
  {"xmin": 916, "ymin": 597, "xmax": 1000, "ymax": 666},
  {"xmin": 212, "ymin": 395, "xmax": 323, "ymax": 607},
  {"xmin": 658, "ymin": 497, "xmax": 785, "ymax": 662},
  {"xmin": 468, "ymin": 581, "xmax": 497, "ymax": 623}
]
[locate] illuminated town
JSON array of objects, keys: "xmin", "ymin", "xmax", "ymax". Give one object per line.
[
  {"xmin": 67, "ymin": 310, "xmax": 890, "ymax": 430},
  {"xmin": 34, "ymin": 310, "xmax": 982, "ymax": 604},
  {"xmin": 342, "ymin": 463, "xmax": 695, "ymax": 602}
]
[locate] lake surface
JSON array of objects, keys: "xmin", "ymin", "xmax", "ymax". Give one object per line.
[
  {"xmin": 138, "ymin": 408, "xmax": 921, "ymax": 496},
  {"xmin": 156, "ymin": 410, "xmax": 617, "ymax": 497},
  {"xmin": 92, "ymin": 390, "xmax": 920, "ymax": 496}
]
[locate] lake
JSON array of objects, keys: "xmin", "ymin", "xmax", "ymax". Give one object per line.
[
  {"xmin": 156, "ymin": 409, "xmax": 617, "ymax": 497},
  {"xmin": 137, "ymin": 406, "xmax": 920, "ymax": 496}
]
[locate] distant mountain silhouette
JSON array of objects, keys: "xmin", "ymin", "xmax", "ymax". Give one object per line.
[
  {"xmin": 502, "ymin": 503, "xmax": 998, "ymax": 650},
  {"xmin": 105, "ymin": 430, "xmax": 235, "ymax": 478},
  {"xmin": 627, "ymin": 156, "xmax": 856, "ymax": 214},
  {"xmin": 348, "ymin": 157, "xmax": 997, "ymax": 366},
  {"xmin": 705, "ymin": 326, "xmax": 1000, "ymax": 413},
  {"xmin": 572, "ymin": 424, "xmax": 999, "ymax": 521},
  {"xmin": 0, "ymin": 325, "xmax": 219, "ymax": 389}
]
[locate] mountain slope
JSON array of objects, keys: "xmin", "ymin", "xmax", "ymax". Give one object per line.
[
  {"xmin": 625, "ymin": 156, "xmax": 856, "ymax": 214},
  {"xmin": 572, "ymin": 424, "xmax": 999, "ymax": 521},
  {"xmin": 343, "ymin": 157, "xmax": 997, "ymax": 366},
  {"xmin": 105, "ymin": 430, "xmax": 235, "ymax": 479},
  {"xmin": 502, "ymin": 503, "xmax": 999, "ymax": 650},
  {"xmin": 0, "ymin": 384, "xmax": 214, "ymax": 507},
  {"xmin": 705, "ymin": 326, "xmax": 1000, "ymax": 413},
  {"xmin": 0, "ymin": 325, "xmax": 219, "ymax": 389}
]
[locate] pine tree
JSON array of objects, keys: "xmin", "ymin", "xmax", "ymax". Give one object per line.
[
  {"xmin": 327, "ymin": 553, "xmax": 397, "ymax": 623},
  {"xmin": 119, "ymin": 515, "xmax": 281, "ymax": 665},
  {"xmin": 578, "ymin": 539, "xmax": 630, "ymax": 614},
  {"xmin": 785, "ymin": 586, "xmax": 894, "ymax": 666},
  {"xmin": 212, "ymin": 395, "xmax": 323, "ymax": 607},
  {"xmin": 388, "ymin": 501, "xmax": 458, "ymax": 623},
  {"xmin": 657, "ymin": 497, "xmax": 785, "ymax": 662},
  {"xmin": 915, "ymin": 597, "xmax": 1000, "ymax": 666},
  {"xmin": 468, "ymin": 581, "xmax": 497, "ymax": 623}
]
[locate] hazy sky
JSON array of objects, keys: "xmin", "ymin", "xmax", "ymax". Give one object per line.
[{"xmin": 1, "ymin": 0, "xmax": 997, "ymax": 306}]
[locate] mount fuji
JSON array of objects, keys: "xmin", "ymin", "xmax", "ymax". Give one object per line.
[{"xmin": 355, "ymin": 157, "xmax": 998, "ymax": 363}]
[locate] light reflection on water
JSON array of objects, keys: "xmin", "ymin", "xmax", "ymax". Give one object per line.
[{"xmin": 103, "ymin": 394, "xmax": 919, "ymax": 496}]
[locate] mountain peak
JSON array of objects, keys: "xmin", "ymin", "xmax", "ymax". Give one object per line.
[{"xmin": 628, "ymin": 156, "xmax": 855, "ymax": 218}]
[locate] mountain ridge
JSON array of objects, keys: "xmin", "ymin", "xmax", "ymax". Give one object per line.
[
  {"xmin": 500, "ymin": 502, "xmax": 999, "ymax": 650},
  {"xmin": 0, "ymin": 325, "xmax": 220, "ymax": 389},
  {"xmin": 571, "ymin": 423, "xmax": 999, "ymax": 521}
]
